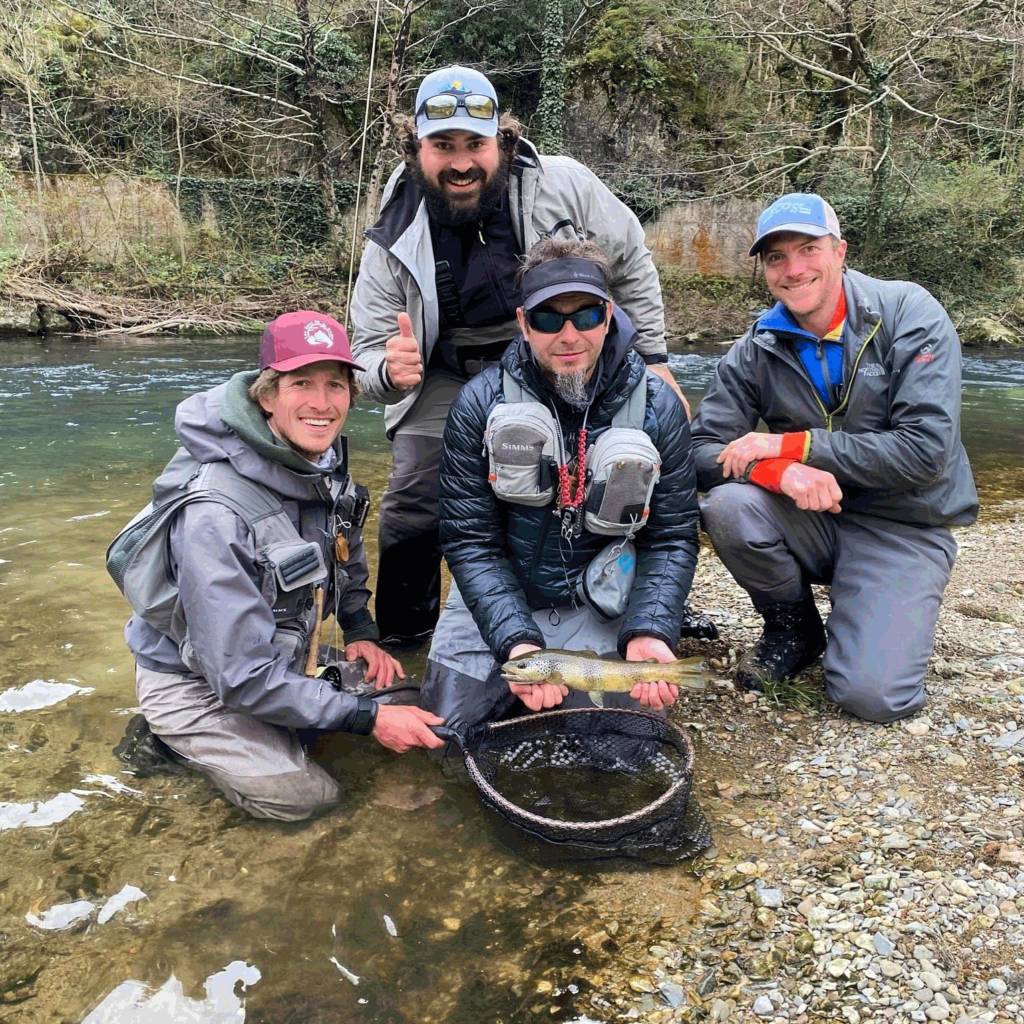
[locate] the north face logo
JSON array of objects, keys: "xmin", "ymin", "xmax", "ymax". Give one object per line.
[
  {"xmin": 859, "ymin": 363, "xmax": 884, "ymax": 377},
  {"xmin": 304, "ymin": 320, "xmax": 334, "ymax": 348}
]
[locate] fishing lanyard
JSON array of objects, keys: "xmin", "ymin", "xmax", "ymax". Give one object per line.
[{"xmin": 553, "ymin": 404, "xmax": 589, "ymax": 541}]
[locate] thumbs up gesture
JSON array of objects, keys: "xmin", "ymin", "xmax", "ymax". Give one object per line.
[{"xmin": 385, "ymin": 312, "xmax": 424, "ymax": 391}]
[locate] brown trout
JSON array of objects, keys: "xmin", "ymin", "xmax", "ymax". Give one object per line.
[{"xmin": 500, "ymin": 649, "xmax": 706, "ymax": 692}]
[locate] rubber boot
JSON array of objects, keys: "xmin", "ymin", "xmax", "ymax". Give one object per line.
[{"xmin": 735, "ymin": 595, "xmax": 827, "ymax": 692}]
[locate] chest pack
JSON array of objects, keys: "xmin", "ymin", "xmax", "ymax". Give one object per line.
[
  {"xmin": 484, "ymin": 369, "xmax": 661, "ymax": 537},
  {"xmin": 105, "ymin": 453, "xmax": 355, "ymax": 652}
]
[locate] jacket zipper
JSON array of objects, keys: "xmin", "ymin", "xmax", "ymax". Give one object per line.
[{"xmin": 815, "ymin": 319, "xmax": 883, "ymax": 431}]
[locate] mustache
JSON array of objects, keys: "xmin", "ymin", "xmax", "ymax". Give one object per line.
[{"xmin": 439, "ymin": 167, "xmax": 486, "ymax": 186}]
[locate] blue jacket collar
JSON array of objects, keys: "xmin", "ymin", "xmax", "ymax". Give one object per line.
[{"xmin": 756, "ymin": 301, "xmax": 821, "ymax": 343}]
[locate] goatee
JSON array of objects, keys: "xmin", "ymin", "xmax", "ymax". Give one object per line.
[
  {"xmin": 412, "ymin": 153, "xmax": 511, "ymax": 227},
  {"xmin": 552, "ymin": 368, "xmax": 590, "ymax": 407}
]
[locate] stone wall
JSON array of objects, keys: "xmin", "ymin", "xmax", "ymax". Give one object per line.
[{"xmin": 645, "ymin": 197, "xmax": 763, "ymax": 277}]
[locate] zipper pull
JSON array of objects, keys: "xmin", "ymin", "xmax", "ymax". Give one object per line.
[{"xmin": 478, "ymin": 223, "xmax": 486, "ymax": 246}]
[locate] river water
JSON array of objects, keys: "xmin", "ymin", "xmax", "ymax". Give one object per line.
[{"xmin": 0, "ymin": 334, "xmax": 1022, "ymax": 1023}]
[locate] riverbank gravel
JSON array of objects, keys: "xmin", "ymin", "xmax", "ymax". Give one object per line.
[{"xmin": 576, "ymin": 502, "xmax": 1024, "ymax": 1024}]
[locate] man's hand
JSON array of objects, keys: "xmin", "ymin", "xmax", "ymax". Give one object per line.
[
  {"xmin": 625, "ymin": 636, "xmax": 680, "ymax": 710},
  {"xmin": 717, "ymin": 431, "xmax": 783, "ymax": 478},
  {"xmin": 505, "ymin": 643, "xmax": 568, "ymax": 712},
  {"xmin": 780, "ymin": 464, "xmax": 843, "ymax": 513},
  {"xmin": 384, "ymin": 312, "xmax": 424, "ymax": 391},
  {"xmin": 647, "ymin": 363, "xmax": 691, "ymax": 420},
  {"xmin": 371, "ymin": 705, "xmax": 445, "ymax": 753},
  {"xmin": 345, "ymin": 640, "xmax": 405, "ymax": 689}
]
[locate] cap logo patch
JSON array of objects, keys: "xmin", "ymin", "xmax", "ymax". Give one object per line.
[
  {"xmin": 304, "ymin": 320, "xmax": 335, "ymax": 348},
  {"xmin": 447, "ymin": 79, "xmax": 468, "ymax": 92}
]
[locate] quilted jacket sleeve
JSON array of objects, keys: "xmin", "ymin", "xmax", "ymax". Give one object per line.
[{"xmin": 438, "ymin": 376, "xmax": 544, "ymax": 661}]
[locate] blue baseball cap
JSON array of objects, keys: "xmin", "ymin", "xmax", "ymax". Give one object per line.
[
  {"xmin": 749, "ymin": 193, "xmax": 842, "ymax": 257},
  {"xmin": 414, "ymin": 65, "xmax": 499, "ymax": 140}
]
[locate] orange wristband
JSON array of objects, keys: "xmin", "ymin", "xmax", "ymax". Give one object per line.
[
  {"xmin": 749, "ymin": 458, "xmax": 797, "ymax": 493},
  {"xmin": 779, "ymin": 431, "xmax": 810, "ymax": 462}
]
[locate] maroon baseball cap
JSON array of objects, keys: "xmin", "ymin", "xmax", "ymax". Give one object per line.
[{"xmin": 259, "ymin": 311, "xmax": 365, "ymax": 373}]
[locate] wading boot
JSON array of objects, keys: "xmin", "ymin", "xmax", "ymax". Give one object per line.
[
  {"xmin": 735, "ymin": 595, "xmax": 827, "ymax": 692},
  {"xmin": 113, "ymin": 714, "xmax": 186, "ymax": 778},
  {"xmin": 679, "ymin": 600, "xmax": 719, "ymax": 641}
]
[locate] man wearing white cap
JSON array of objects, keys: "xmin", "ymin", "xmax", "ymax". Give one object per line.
[
  {"xmin": 349, "ymin": 64, "xmax": 710, "ymax": 651},
  {"xmin": 691, "ymin": 193, "xmax": 978, "ymax": 722},
  {"xmin": 111, "ymin": 311, "xmax": 443, "ymax": 820}
]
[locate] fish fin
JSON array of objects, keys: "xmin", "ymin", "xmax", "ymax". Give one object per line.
[
  {"xmin": 596, "ymin": 651, "xmax": 622, "ymax": 662},
  {"xmin": 588, "ymin": 692, "xmax": 605, "ymax": 707}
]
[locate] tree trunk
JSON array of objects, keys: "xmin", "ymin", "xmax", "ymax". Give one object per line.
[
  {"xmin": 362, "ymin": 0, "xmax": 413, "ymax": 238},
  {"xmin": 536, "ymin": 0, "xmax": 565, "ymax": 154},
  {"xmin": 294, "ymin": 0, "xmax": 343, "ymax": 247}
]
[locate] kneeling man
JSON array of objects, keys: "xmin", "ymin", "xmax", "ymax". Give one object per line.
[
  {"xmin": 692, "ymin": 194, "xmax": 978, "ymax": 722},
  {"xmin": 421, "ymin": 239, "xmax": 701, "ymax": 731}
]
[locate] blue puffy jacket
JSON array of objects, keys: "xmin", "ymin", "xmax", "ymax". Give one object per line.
[{"xmin": 439, "ymin": 309, "xmax": 700, "ymax": 662}]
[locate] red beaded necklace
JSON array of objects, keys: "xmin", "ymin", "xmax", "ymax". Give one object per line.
[{"xmin": 558, "ymin": 426, "xmax": 588, "ymax": 510}]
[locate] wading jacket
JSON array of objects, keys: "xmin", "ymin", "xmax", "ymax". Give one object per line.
[
  {"xmin": 350, "ymin": 138, "xmax": 668, "ymax": 438},
  {"xmin": 123, "ymin": 372, "xmax": 379, "ymax": 732},
  {"xmin": 692, "ymin": 268, "xmax": 979, "ymax": 528},
  {"xmin": 439, "ymin": 309, "xmax": 700, "ymax": 663}
]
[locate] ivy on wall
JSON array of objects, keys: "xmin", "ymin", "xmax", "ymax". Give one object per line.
[{"xmin": 168, "ymin": 177, "xmax": 360, "ymax": 248}]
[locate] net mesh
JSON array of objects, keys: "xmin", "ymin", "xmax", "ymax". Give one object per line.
[{"xmin": 457, "ymin": 707, "xmax": 711, "ymax": 862}]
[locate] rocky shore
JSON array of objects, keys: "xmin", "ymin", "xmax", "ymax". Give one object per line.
[{"xmin": 574, "ymin": 502, "xmax": 1024, "ymax": 1024}]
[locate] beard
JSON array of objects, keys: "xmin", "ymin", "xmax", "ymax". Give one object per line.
[
  {"xmin": 412, "ymin": 152, "xmax": 511, "ymax": 227},
  {"xmin": 551, "ymin": 367, "xmax": 590, "ymax": 407}
]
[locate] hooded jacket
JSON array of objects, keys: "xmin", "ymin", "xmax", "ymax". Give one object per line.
[
  {"xmin": 691, "ymin": 268, "xmax": 978, "ymax": 527},
  {"xmin": 439, "ymin": 308, "xmax": 699, "ymax": 663},
  {"xmin": 349, "ymin": 139, "xmax": 668, "ymax": 438},
  {"xmin": 124, "ymin": 372, "xmax": 378, "ymax": 732}
]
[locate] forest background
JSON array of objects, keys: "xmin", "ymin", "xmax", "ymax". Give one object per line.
[{"xmin": 0, "ymin": 0, "xmax": 1023, "ymax": 343}]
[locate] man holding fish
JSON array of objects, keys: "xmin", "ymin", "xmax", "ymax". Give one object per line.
[{"xmin": 420, "ymin": 239, "xmax": 704, "ymax": 732}]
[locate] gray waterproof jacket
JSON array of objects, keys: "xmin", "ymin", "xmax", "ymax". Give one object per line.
[
  {"xmin": 692, "ymin": 268, "xmax": 978, "ymax": 527},
  {"xmin": 350, "ymin": 138, "xmax": 668, "ymax": 438},
  {"xmin": 124, "ymin": 372, "xmax": 379, "ymax": 731}
]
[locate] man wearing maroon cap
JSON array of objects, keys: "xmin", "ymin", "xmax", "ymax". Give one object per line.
[{"xmin": 112, "ymin": 310, "xmax": 443, "ymax": 821}]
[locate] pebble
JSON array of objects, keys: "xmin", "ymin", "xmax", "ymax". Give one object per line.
[{"xmin": 591, "ymin": 527, "xmax": 1024, "ymax": 1022}]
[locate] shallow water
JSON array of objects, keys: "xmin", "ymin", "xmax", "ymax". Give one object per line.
[{"xmin": 0, "ymin": 334, "xmax": 1021, "ymax": 1023}]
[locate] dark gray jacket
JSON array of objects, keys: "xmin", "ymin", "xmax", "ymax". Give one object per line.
[
  {"xmin": 440, "ymin": 310, "xmax": 700, "ymax": 662},
  {"xmin": 692, "ymin": 268, "xmax": 978, "ymax": 527},
  {"xmin": 124, "ymin": 372, "xmax": 378, "ymax": 732}
]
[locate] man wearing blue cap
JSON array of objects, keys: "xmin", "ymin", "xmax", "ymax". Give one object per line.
[
  {"xmin": 110, "ymin": 311, "xmax": 444, "ymax": 820},
  {"xmin": 349, "ymin": 64, "xmax": 708, "ymax": 651},
  {"xmin": 691, "ymin": 194, "xmax": 978, "ymax": 723}
]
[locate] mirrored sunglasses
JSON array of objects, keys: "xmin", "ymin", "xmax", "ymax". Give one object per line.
[
  {"xmin": 417, "ymin": 92, "xmax": 496, "ymax": 121},
  {"xmin": 526, "ymin": 303, "xmax": 608, "ymax": 334}
]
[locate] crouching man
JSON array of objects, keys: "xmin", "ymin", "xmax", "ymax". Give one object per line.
[
  {"xmin": 691, "ymin": 194, "xmax": 978, "ymax": 722},
  {"xmin": 110, "ymin": 311, "xmax": 443, "ymax": 820},
  {"xmin": 421, "ymin": 239, "xmax": 701, "ymax": 733}
]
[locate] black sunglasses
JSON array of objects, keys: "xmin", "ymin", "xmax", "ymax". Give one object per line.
[
  {"xmin": 526, "ymin": 303, "xmax": 608, "ymax": 334},
  {"xmin": 417, "ymin": 92, "xmax": 496, "ymax": 121}
]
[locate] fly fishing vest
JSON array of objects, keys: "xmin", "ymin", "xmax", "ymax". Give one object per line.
[
  {"xmin": 484, "ymin": 370, "xmax": 661, "ymax": 537},
  {"xmin": 106, "ymin": 449, "xmax": 361, "ymax": 674}
]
